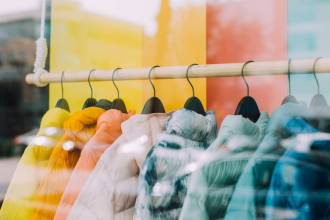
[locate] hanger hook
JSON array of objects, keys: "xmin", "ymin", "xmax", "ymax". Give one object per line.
[
  {"xmin": 112, "ymin": 68, "xmax": 122, "ymax": 99},
  {"xmin": 241, "ymin": 61, "xmax": 254, "ymax": 96},
  {"xmin": 288, "ymin": 59, "xmax": 292, "ymax": 96},
  {"xmin": 148, "ymin": 65, "xmax": 160, "ymax": 97},
  {"xmin": 186, "ymin": 64, "xmax": 198, "ymax": 97},
  {"xmin": 61, "ymin": 71, "xmax": 65, "ymax": 99},
  {"xmin": 312, "ymin": 57, "xmax": 322, "ymax": 95},
  {"xmin": 88, "ymin": 69, "xmax": 96, "ymax": 98}
]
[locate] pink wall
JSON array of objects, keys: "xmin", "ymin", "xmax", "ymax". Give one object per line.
[{"xmin": 207, "ymin": 0, "xmax": 288, "ymax": 124}]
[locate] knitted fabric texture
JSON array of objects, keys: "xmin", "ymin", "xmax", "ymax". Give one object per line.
[{"xmin": 31, "ymin": 107, "xmax": 105, "ymax": 220}]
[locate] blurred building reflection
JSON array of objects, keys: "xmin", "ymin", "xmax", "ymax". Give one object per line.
[{"xmin": 0, "ymin": 8, "xmax": 49, "ymax": 157}]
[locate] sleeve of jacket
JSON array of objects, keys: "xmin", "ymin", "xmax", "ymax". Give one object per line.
[
  {"xmin": 265, "ymin": 153, "xmax": 312, "ymax": 220},
  {"xmin": 179, "ymin": 169, "xmax": 209, "ymax": 220},
  {"xmin": 67, "ymin": 150, "xmax": 114, "ymax": 220},
  {"xmin": 265, "ymin": 162, "xmax": 289, "ymax": 220},
  {"xmin": 68, "ymin": 135, "xmax": 126, "ymax": 220},
  {"xmin": 0, "ymin": 110, "xmax": 68, "ymax": 220},
  {"xmin": 134, "ymin": 149, "xmax": 156, "ymax": 220},
  {"xmin": 224, "ymin": 161, "xmax": 257, "ymax": 220},
  {"xmin": 0, "ymin": 145, "xmax": 52, "ymax": 220}
]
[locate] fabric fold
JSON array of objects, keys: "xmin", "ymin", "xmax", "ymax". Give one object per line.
[
  {"xmin": 68, "ymin": 113, "xmax": 171, "ymax": 220},
  {"xmin": 179, "ymin": 112, "xmax": 270, "ymax": 220},
  {"xmin": 54, "ymin": 109, "xmax": 132, "ymax": 220},
  {"xmin": 31, "ymin": 107, "xmax": 105, "ymax": 220},
  {"xmin": 134, "ymin": 109, "xmax": 218, "ymax": 220},
  {"xmin": 224, "ymin": 103, "xmax": 308, "ymax": 220},
  {"xmin": 0, "ymin": 108, "xmax": 70, "ymax": 220}
]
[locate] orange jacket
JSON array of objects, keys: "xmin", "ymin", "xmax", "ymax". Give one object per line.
[
  {"xmin": 31, "ymin": 107, "xmax": 105, "ymax": 220},
  {"xmin": 53, "ymin": 109, "xmax": 131, "ymax": 220}
]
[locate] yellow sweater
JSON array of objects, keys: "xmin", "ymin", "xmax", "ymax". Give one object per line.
[
  {"xmin": 31, "ymin": 107, "xmax": 105, "ymax": 220},
  {"xmin": 0, "ymin": 107, "xmax": 70, "ymax": 220}
]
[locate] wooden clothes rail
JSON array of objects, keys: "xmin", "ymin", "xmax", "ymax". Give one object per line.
[{"xmin": 26, "ymin": 58, "xmax": 330, "ymax": 87}]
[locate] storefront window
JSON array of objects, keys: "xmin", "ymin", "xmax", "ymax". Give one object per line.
[
  {"xmin": 0, "ymin": 1, "xmax": 330, "ymax": 219},
  {"xmin": 0, "ymin": 0, "xmax": 48, "ymax": 203}
]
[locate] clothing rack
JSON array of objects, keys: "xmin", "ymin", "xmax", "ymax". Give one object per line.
[{"xmin": 26, "ymin": 58, "xmax": 330, "ymax": 87}]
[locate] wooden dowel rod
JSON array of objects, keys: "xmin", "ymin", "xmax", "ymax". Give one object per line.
[{"xmin": 26, "ymin": 58, "xmax": 330, "ymax": 86}]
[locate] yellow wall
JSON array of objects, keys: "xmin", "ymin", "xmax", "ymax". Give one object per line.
[{"xmin": 49, "ymin": 0, "xmax": 206, "ymax": 113}]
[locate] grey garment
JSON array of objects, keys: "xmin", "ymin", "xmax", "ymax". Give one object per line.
[
  {"xmin": 179, "ymin": 112, "xmax": 270, "ymax": 220},
  {"xmin": 224, "ymin": 103, "xmax": 308, "ymax": 220},
  {"xmin": 134, "ymin": 109, "xmax": 218, "ymax": 220}
]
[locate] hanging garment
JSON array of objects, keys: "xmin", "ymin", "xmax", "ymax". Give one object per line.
[
  {"xmin": 134, "ymin": 109, "xmax": 217, "ymax": 220},
  {"xmin": 266, "ymin": 118, "xmax": 330, "ymax": 220},
  {"xmin": 31, "ymin": 107, "xmax": 105, "ymax": 220},
  {"xmin": 67, "ymin": 113, "xmax": 170, "ymax": 220},
  {"xmin": 53, "ymin": 109, "xmax": 132, "ymax": 220},
  {"xmin": 0, "ymin": 108, "xmax": 70, "ymax": 220},
  {"xmin": 179, "ymin": 112, "xmax": 269, "ymax": 220},
  {"xmin": 224, "ymin": 103, "xmax": 308, "ymax": 220}
]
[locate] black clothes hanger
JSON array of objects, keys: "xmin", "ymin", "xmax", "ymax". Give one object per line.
[
  {"xmin": 142, "ymin": 65, "xmax": 165, "ymax": 114},
  {"xmin": 55, "ymin": 71, "xmax": 70, "ymax": 111},
  {"xmin": 282, "ymin": 59, "xmax": 298, "ymax": 105},
  {"xmin": 95, "ymin": 99, "xmax": 113, "ymax": 110},
  {"xmin": 310, "ymin": 57, "xmax": 328, "ymax": 108},
  {"xmin": 95, "ymin": 68, "xmax": 113, "ymax": 110},
  {"xmin": 111, "ymin": 68, "xmax": 128, "ymax": 113},
  {"xmin": 184, "ymin": 64, "xmax": 206, "ymax": 116},
  {"xmin": 234, "ymin": 60, "xmax": 261, "ymax": 123},
  {"xmin": 82, "ymin": 69, "xmax": 98, "ymax": 109}
]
